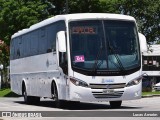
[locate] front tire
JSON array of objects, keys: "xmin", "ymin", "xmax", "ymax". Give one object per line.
[
  {"xmin": 52, "ymin": 82, "xmax": 66, "ymax": 108},
  {"xmin": 23, "ymin": 85, "xmax": 40, "ymax": 104},
  {"xmin": 109, "ymin": 101, "xmax": 122, "ymax": 108}
]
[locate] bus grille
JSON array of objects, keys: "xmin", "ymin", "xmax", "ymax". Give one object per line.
[
  {"xmin": 89, "ymin": 83, "xmax": 126, "ymax": 89},
  {"xmin": 92, "ymin": 91, "xmax": 124, "ymax": 98},
  {"xmin": 89, "ymin": 83, "xmax": 126, "ymax": 98}
]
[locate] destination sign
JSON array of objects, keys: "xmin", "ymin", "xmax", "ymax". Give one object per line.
[{"xmin": 71, "ymin": 26, "xmax": 97, "ymax": 34}]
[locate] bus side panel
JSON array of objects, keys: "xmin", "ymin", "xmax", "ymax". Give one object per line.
[
  {"xmin": 10, "ymin": 74, "xmax": 23, "ymax": 95},
  {"xmin": 10, "ymin": 53, "xmax": 63, "ymax": 98}
]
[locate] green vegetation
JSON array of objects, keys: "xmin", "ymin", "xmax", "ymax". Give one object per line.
[
  {"xmin": 0, "ymin": 0, "xmax": 159, "ymax": 87},
  {"xmin": 142, "ymin": 91, "xmax": 160, "ymax": 96},
  {"xmin": 0, "ymin": 88, "xmax": 20, "ymax": 97}
]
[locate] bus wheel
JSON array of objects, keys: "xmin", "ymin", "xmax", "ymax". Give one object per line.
[
  {"xmin": 23, "ymin": 85, "xmax": 40, "ymax": 104},
  {"xmin": 23, "ymin": 85, "xmax": 29, "ymax": 104},
  {"xmin": 52, "ymin": 82, "xmax": 64, "ymax": 108},
  {"xmin": 109, "ymin": 101, "xmax": 122, "ymax": 108}
]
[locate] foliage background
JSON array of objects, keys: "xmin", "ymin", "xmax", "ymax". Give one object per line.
[{"xmin": 0, "ymin": 0, "xmax": 159, "ymax": 86}]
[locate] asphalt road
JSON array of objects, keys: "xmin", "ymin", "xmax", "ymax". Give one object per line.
[{"xmin": 0, "ymin": 97, "xmax": 160, "ymax": 120}]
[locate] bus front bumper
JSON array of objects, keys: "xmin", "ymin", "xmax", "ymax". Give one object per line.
[{"xmin": 69, "ymin": 82, "xmax": 142, "ymax": 102}]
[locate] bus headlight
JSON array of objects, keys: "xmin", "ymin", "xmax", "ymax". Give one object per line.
[
  {"xmin": 70, "ymin": 77, "xmax": 88, "ymax": 87},
  {"xmin": 126, "ymin": 76, "xmax": 142, "ymax": 87}
]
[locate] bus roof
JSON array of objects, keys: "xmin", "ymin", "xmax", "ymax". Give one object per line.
[{"xmin": 11, "ymin": 13, "xmax": 136, "ymax": 39}]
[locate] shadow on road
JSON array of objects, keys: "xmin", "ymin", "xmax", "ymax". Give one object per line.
[{"xmin": 15, "ymin": 99, "xmax": 142, "ymax": 110}]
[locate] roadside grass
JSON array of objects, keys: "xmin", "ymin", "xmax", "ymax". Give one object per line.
[
  {"xmin": 0, "ymin": 88, "xmax": 20, "ymax": 97},
  {"xmin": 142, "ymin": 91, "xmax": 160, "ymax": 96}
]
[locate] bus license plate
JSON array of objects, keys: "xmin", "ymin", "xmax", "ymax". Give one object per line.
[{"xmin": 103, "ymin": 89, "xmax": 114, "ymax": 94}]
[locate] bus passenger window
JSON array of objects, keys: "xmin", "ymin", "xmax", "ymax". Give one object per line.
[{"xmin": 17, "ymin": 49, "xmax": 20, "ymax": 57}]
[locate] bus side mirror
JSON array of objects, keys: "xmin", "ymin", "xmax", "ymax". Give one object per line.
[
  {"xmin": 57, "ymin": 31, "xmax": 66, "ymax": 52},
  {"xmin": 138, "ymin": 33, "xmax": 147, "ymax": 53}
]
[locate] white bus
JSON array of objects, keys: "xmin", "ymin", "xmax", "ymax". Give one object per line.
[{"xmin": 10, "ymin": 13, "xmax": 146, "ymax": 108}]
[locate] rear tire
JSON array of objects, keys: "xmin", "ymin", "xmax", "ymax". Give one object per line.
[
  {"xmin": 23, "ymin": 85, "xmax": 40, "ymax": 104},
  {"xmin": 109, "ymin": 101, "xmax": 122, "ymax": 108}
]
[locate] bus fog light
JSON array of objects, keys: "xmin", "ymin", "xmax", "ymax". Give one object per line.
[
  {"xmin": 135, "ymin": 91, "xmax": 140, "ymax": 97},
  {"xmin": 135, "ymin": 92, "xmax": 138, "ymax": 97}
]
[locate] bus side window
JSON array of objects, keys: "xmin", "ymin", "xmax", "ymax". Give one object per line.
[
  {"xmin": 39, "ymin": 27, "xmax": 47, "ymax": 54},
  {"xmin": 17, "ymin": 49, "xmax": 20, "ymax": 57},
  {"xmin": 10, "ymin": 39, "xmax": 14, "ymax": 59},
  {"xmin": 30, "ymin": 31, "xmax": 39, "ymax": 56},
  {"xmin": 15, "ymin": 37, "xmax": 22, "ymax": 58},
  {"xmin": 47, "ymin": 23, "xmax": 56, "ymax": 53}
]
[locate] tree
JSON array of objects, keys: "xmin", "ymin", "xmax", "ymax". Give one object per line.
[
  {"xmin": 99, "ymin": 0, "xmax": 120, "ymax": 13},
  {"xmin": 0, "ymin": 0, "xmax": 159, "ymax": 86},
  {"xmin": 69, "ymin": 0, "xmax": 102, "ymax": 13},
  {"xmin": 46, "ymin": 0, "xmax": 102, "ymax": 15},
  {"xmin": 117, "ymin": 0, "xmax": 160, "ymax": 43},
  {"xmin": 0, "ymin": 0, "xmax": 50, "ymax": 87},
  {"xmin": 44, "ymin": 0, "xmax": 65, "ymax": 15},
  {"xmin": 0, "ymin": 0, "xmax": 49, "ymax": 45}
]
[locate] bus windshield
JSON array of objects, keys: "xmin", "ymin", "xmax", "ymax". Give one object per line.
[{"xmin": 69, "ymin": 20, "xmax": 140, "ymax": 75}]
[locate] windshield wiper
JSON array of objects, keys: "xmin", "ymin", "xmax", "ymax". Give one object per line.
[
  {"xmin": 108, "ymin": 42, "xmax": 126, "ymax": 72},
  {"xmin": 92, "ymin": 42, "xmax": 103, "ymax": 74}
]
